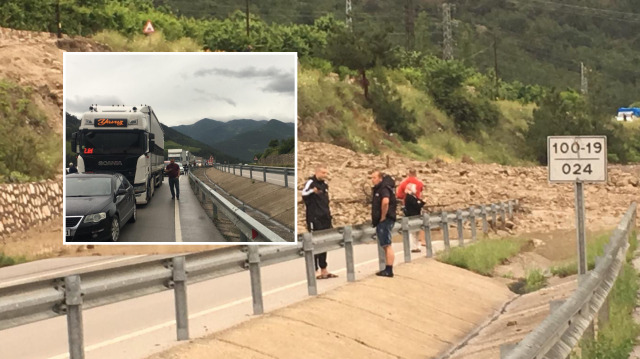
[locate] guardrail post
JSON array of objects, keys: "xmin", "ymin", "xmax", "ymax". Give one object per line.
[
  {"xmin": 172, "ymin": 256, "xmax": 189, "ymax": 341},
  {"xmin": 377, "ymin": 239, "xmax": 386, "ymax": 271},
  {"xmin": 441, "ymin": 211, "xmax": 450, "ymax": 251},
  {"xmin": 456, "ymin": 210, "xmax": 464, "ymax": 247},
  {"xmin": 250, "ymin": 167, "xmax": 253, "ymax": 179},
  {"xmin": 402, "ymin": 217, "xmax": 411, "ymax": 263},
  {"xmin": 263, "ymin": 167, "xmax": 267, "ymax": 182},
  {"xmin": 508, "ymin": 200, "xmax": 514, "ymax": 220},
  {"xmin": 469, "ymin": 206, "xmax": 477, "ymax": 242},
  {"xmin": 423, "ymin": 213, "xmax": 433, "ymax": 257},
  {"xmin": 491, "ymin": 204, "xmax": 497, "ymax": 231},
  {"xmin": 481, "ymin": 205, "xmax": 488, "ymax": 236},
  {"xmin": 598, "ymin": 296, "xmax": 610, "ymax": 330},
  {"xmin": 500, "ymin": 202, "xmax": 507, "ymax": 229},
  {"xmin": 240, "ymin": 165, "xmax": 243, "ymax": 177},
  {"xmin": 343, "ymin": 226, "xmax": 355, "ymax": 282},
  {"xmin": 303, "ymin": 233, "xmax": 318, "ymax": 296},
  {"xmin": 233, "ymin": 166, "xmax": 236, "ymax": 175},
  {"xmin": 212, "ymin": 203, "xmax": 218, "ymax": 220},
  {"xmin": 284, "ymin": 171, "xmax": 288, "ymax": 188},
  {"xmin": 247, "ymin": 246, "xmax": 264, "ymax": 314},
  {"xmin": 500, "ymin": 343, "xmax": 517, "ymax": 359},
  {"xmin": 65, "ymin": 275, "xmax": 85, "ymax": 359}
]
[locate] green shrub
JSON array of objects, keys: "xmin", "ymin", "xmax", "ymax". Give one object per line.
[
  {"xmin": 437, "ymin": 238, "xmax": 524, "ymax": 276},
  {"xmin": 524, "ymin": 269, "xmax": 547, "ymax": 293}
]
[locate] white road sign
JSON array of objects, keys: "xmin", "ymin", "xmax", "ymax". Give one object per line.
[{"xmin": 547, "ymin": 136, "xmax": 607, "ymax": 183}]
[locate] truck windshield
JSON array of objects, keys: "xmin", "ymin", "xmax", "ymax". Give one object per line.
[{"xmin": 81, "ymin": 131, "xmax": 144, "ymax": 155}]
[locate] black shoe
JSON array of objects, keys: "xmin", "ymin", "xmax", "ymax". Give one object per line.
[
  {"xmin": 171, "ymin": 196, "xmax": 175, "ymax": 199},
  {"xmin": 376, "ymin": 270, "xmax": 394, "ymax": 278},
  {"xmin": 177, "ymin": 196, "xmax": 179, "ymax": 200}
]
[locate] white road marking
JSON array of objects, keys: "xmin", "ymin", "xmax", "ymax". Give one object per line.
[
  {"xmin": 0, "ymin": 256, "xmax": 148, "ymax": 288},
  {"xmin": 46, "ymin": 253, "xmax": 405, "ymax": 359},
  {"xmin": 175, "ymin": 197, "xmax": 182, "ymax": 243}
]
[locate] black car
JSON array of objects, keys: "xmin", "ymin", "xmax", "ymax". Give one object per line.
[{"xmin": 65, "ymin": 172, "xmax": 136, "ymax": 242}]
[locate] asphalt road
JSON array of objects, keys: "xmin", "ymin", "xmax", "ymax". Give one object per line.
[
  {"xmin": 0, "ymin": 240, "xmax": 444, "ymax": 359},
  {"xmin": 216, "ymin": 166, "xmax": 292, "ymax": 187},
  {"xmin": 118, "ymin": 174, "xmax": 224, "ymax": 242}
]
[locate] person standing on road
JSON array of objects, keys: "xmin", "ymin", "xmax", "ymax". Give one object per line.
[
  {"xmin": 396, "ymin": 169, "xmax": 424, "ymax": 246},
  {"xmin": 165, "ymin": 158, "xmax": 180, "ymax": 200},
  {"xmin": 184, "ymin": 162, "xmax": 189, "ymax": 175},
  {"xmin": 67, "ymin": 162, "xmax": 78, "ymax": 174},
  {"xmin": 396, "ymin": 169, "xmax": 423, "ymax": 206},
  {"xmin": 302, "ymin": 165, "xmax": 338, "ymax": 280},
  {"xmin": 404, "ymin": 183, "xmax": 425, "ymax": 253},
  {"xmin": 371, "ymin": 170, "xmax": 397, "ymax": 278}
]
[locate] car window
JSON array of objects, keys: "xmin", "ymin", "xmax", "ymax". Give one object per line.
[
  {"xmin": 67, "ymin": 177, "xmax": 112, "ymax": 196},
  {"xmin": 114, "ymin": 176, "xmax": 123, "ymax": 191},
  {"xmin": 122, "ymin": 177, "xmax": 131, "ymax": 189}
]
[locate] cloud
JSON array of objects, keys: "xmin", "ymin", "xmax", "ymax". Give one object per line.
[
  {"xmin": 194, "ymin": 66, "xmax": 286, "ymax": 79},
  {"xmin": 193, "ymin": 88, "xmax": 237, "ymax": 106},
  {"xmin": 66, "ymin": 95, "xmax": 124, "ymax": 114},
  {"xmin": 262, "ymin": 75, "xmax": 295, "ymax": 94}
]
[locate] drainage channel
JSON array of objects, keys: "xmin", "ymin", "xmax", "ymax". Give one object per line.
[{"xmin": 196, "ymin": 169, "xmax": 294, "ymax": 240}]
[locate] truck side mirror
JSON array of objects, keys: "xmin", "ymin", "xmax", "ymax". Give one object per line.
[
  {"xmin": 149, "ymin": 140, "xmax": 155, "ymax": 152},
  {"xmin": 149, "ymin": 133, "xmax": 155, "ymax": 140},
  {"xmin": 71, "ymin": 132, "xmax": 77, "ymax": 153}
]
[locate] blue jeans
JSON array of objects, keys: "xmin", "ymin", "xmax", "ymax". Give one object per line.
[
  {"xmin": 376, "ymin": 219, "xmax": 394, "ymax": 247},
  {"xmin": 169, "ymin": 177, "xmax": 180, "ymax": 198}
]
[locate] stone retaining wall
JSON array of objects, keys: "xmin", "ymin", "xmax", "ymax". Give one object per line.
[
  {"xmin": 0, "ymin": 180, "xmax": 62, "ymax": 238},
  {"xmin": 257, "ymin": 153, "xmax": 294, "ymax": 167}
]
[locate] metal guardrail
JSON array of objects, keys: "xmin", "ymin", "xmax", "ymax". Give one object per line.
[
  {"xmin": 187, "ymin": 172, "xmax": 288, "ymax": 242},
  {"xmin": 0, "ymin": 198, "xmax": 518, "ymax": 358},
  {"xmin": 213, "ymin": 163, "xmax": 294, "ymax": 187},
  {"xmin": 502, "ymin": 202, "xmax": 637, "ymax": 359}
]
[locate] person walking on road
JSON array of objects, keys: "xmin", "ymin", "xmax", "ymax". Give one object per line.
[
  {"xmin": 302, "ymin": 165, "xmax": 338, "ymax": 280},
  {"xmin": 165, "ymin": 158, "xmax": 180, "ymax": 200},
  {"xmin": 184, "ymin": 163, "xmax": 189, "ymax": 175},
  {"xmin": 404, "ymin": 183, "xmax": 425, "ymax": 253},
  {"xmin": 371, "ymin": 170, "xmax": 397, "ymax": 278},
  {"xmin": 67, "ymin": 162, "xmax": 78, "ymax": 174}
]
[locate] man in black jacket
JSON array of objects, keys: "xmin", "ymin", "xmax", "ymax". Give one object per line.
[
  {"xmin": 302, "ymin": 165, "xmax": 338, "ymax": 279},
  {"xmin": 371, "ymin": 170, "xmax": 397, "ymax": 277}
]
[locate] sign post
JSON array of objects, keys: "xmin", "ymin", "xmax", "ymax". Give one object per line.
[{"xmin": 548, "ymin": 136, "xmax": 607, "ymax": 278}]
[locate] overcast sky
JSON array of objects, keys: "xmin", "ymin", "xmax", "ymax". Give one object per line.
[{"xmin": 64, "ymin": 53, "xmax": 296, "ymax": 126}]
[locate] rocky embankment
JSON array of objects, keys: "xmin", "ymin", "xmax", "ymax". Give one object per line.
[{"xmin": 297, "ymin": 141, "xmax": 640, "ymax": 234}]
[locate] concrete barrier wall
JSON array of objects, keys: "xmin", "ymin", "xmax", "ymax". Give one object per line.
[{"xmin": 0, "ymin": 180, "xmax": 62, "ymax": 238}]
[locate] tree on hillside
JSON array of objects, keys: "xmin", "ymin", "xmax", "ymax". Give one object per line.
[{"xmin": 324, "ymin": 19, "xmax": 398, "ymax": 100}]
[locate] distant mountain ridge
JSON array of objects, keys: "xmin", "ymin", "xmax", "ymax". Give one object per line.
[{"xmin": 171, "ymin": 118, "xmax": 295, "ymax": 161}]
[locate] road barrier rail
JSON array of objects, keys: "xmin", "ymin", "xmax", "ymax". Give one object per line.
[
  {"xmin": 502, "ymin": 201, "xmax": 637, "ymax": 359},
  {"xmin": 0, "ymin": 198, "xmax": 519, "ymax": 358},
  {"xmin": 213, "ymin": 163, "xmax": 294, "ymax": 187}
]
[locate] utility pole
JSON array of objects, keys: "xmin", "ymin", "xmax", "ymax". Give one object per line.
[
  {"xmin": 56, "ymin": 0, "xmax": 62, "ymax": 38},
  {"xmin": 405, "ymin": 0, "xmax": 415, "ymax": 50},
  {"xmin": 442, "ymin": 3, "xmax": 454, "ymax": 60},
  {"xmin": 245, "ymin": 0, "xmax": 250, "ymax": 38},
  {"xmin": 581, "ymin": 62, "xmax": 588, "ymax": 95},
  {"xmin": 346, "ymin": 0, "xmax": 353, "ymax": 32},
  {"xmin": 493, "ymin": 33, "xmax": 499, "ymax": 99}
]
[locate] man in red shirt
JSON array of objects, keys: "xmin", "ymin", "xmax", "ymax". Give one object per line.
[
  {"xmin": 396, "ymin": 169, "xmax": 423, "ymax": 204},
  {"xmin": 164, "ymin": 158, "xmax": 180, "ymax": 200}
]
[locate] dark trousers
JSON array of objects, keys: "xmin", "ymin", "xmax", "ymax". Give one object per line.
[
  {"xmin": 169, "ymin": 177, "xmax": 180, "ymax": 198},
  {"xmin": 315, "ymin": 252, "xmax": 327, "ymax": 271}
]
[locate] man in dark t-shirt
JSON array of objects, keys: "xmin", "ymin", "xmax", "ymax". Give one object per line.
[
  {"xmin": 165, "ymin": 159, "xmax": 180, "ymax": 200},
  {"xmin": 371, "ymin": 170, "xmax": 397, "ymax": 278}
]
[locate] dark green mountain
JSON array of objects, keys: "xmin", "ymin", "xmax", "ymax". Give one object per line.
[
  {"xmin": 160, "ymin": 124, "xmax": 241, "ymax": 163},
  {"xmin": 172, "ymin": 118, "xmax": 265, "ymax": 146},
  {"xmin": 172, "ymin": 119, "xmax": 295, "ymax": 161},
  {"xmin": 208, "ymin": 120, "xmax": 295, "ymax": 161}
]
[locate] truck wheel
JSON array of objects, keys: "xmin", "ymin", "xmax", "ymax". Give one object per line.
[{"xmin": 146, "ymin": 181, "xmax": 152, "ymax": 203}]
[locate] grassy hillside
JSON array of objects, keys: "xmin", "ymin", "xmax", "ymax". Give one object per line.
[
  {"xmin": 160, "ymin": 124, "xmax": 240, "ymax": 163},
  {"xmin": 0, "ymin": 79, "xmax": 60, "ymax": 182}
]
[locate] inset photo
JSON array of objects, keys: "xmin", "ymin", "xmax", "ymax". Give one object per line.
[{"xmin": 63, "ymin": 53, "xmax": 296, "ymax": 244}]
